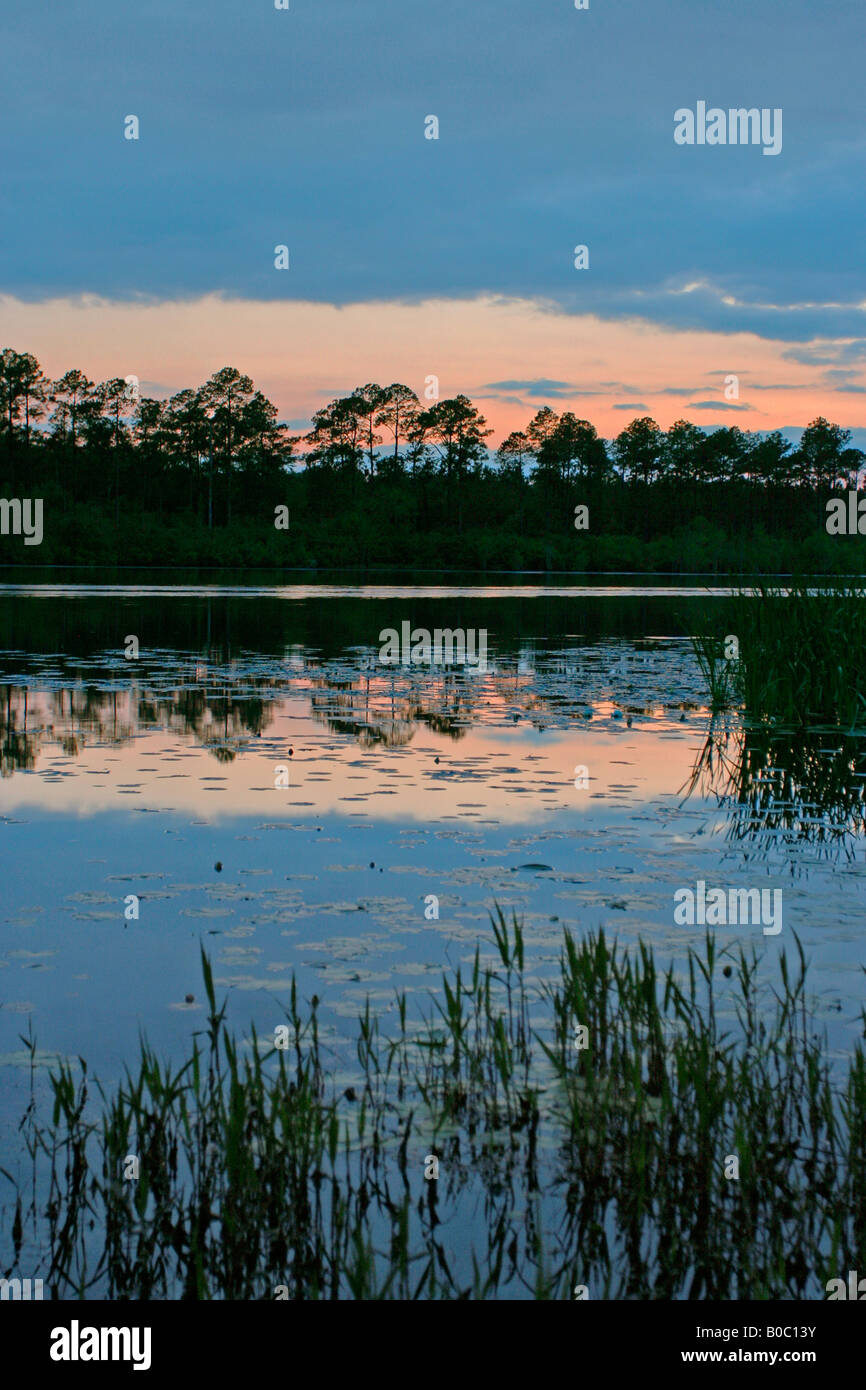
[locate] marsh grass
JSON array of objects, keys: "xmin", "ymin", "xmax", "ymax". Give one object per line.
[
  {"xmin": 688, "ymin": 582, "xmax": 866, "ymax": 862},
  {"xmin": 691, "ymin": 581, "xmax": 866, "ymax": 727},
  {"xmin": 691, "ymin": 630, "xmax": 743, "ymax": 712},
  {"xmin": 5, "ymin": 912, "xmax": 865, "ymax": 1299}
]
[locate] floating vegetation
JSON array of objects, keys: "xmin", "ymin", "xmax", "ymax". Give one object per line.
[{"xmin": 6, "ymin": 908, "xmax": 865, "ymax": 1299}]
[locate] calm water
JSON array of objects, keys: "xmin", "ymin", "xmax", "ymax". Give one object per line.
[{"xmin": 1, "ymin": 584, "xmax": 864, "ymax": 1202}]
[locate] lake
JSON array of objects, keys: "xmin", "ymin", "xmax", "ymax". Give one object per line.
[{"xmin": 1, "ymin": 578, "xmax": 864, "ymax": 1296}]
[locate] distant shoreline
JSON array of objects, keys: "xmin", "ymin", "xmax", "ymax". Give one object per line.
[{"xmin": 1, "ymin": 565, "xmax": 865, "ymax": 582}]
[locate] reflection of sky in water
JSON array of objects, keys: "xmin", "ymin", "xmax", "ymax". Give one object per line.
[{"xmin": 1, "ymin": 616, "xmax": 865, "ymax": 1164}]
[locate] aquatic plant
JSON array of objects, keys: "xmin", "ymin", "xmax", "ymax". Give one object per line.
[
  {"xmin": 690, "ymin": 630, "xmax": 743, "ymax": 712},
  {"xmin": 692, "ymin": 582, "xmax": 866, "ymax": 728},
  {"xmin": 5, "ymin": 910, "xmax": 864, "ymax": 1299}
]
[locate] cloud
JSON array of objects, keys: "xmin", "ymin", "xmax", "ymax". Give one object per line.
[
  {"xmin": 0, "ymin": 0, "xmax": 863, "ymax": 351},
  {"xmin": 703, "ymin": 373, "xmax": 803, "ymax": 391},
  {"xmin": 482, "ymin": 378, "xmax": 583, "ymax": 399},
  {"xmin": 821, "ymin": 368, "xmax": 866, "ymax": 391},
  {"xmin": 649, "ymin": 382, "xmax": 799, "ymax": 397},
  {"xmin": 783, "ymin": 341, "xmax": 866, "ymax": 366},
  {"xmin": 475, "ymin": 393, "xmax": 530, "ymax": 407},
  {"xmin": 656, "ymin": 385, "xmax": 714, "ymax": 396},
  {"xmin": 613, "ymin": 403, "xmax": 648, "ymax": 411},
  {"xmin": 741, "ymin": 382, "xmax": 802, "ymax": 391},
  {"xmin": 686, "ymin": 400, "xmax": 753, "ymax": 411}
]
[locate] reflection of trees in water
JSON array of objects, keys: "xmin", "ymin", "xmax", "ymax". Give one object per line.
[
  {"xmin": 1, "ymin": 644, "xmax": 657, "ymax": 769},
  {"xmin": 1, "ymin": 686, "xmax": 39, "ymax": 776},
  {"xmin": 0, "ymin": 682, "xmax": 276, "ymax": 774},
  {"xmin": 685, "ymin": 718, "xmax": 866, "ymax": 862},
  {"xmin": 304, "ymin": 652, "xmax": 672, "ymax": 743},
  {"xmin": 180, "ymin": 688, "xmax": 269, "ymax": 762},
  {"xmin": 306, "ymin": 666, "xmax": 503, "ymax": 745}
]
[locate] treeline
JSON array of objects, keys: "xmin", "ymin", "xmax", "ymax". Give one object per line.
[{"xmin": 0, "ymin": 347, "xmax": 863, "ymax": 571}]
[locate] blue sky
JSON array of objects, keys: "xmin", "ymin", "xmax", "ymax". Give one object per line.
[{"xmin": 1, "ymin": 0, "xmax": 865, "ymax": 441}]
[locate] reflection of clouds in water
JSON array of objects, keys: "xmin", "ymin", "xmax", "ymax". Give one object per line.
[
  {"xmin": 0, "ymin": 638, "xmax": 707, "ymax": 775},
  {"xmin": 2, "ymin": 627, "xmax": 864, "ymax": 1072}
]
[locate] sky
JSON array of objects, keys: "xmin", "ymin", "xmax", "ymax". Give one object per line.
[{"xmin": 2, "ymin": 0, "xmax": 865, "ymax": 447}]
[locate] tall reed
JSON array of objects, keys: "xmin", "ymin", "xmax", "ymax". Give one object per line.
[{"xmin": 5, "ymin": 913, "xmax": 863, "ymax": 1299}]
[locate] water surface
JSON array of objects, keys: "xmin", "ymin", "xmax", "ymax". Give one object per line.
[{"xmin": 1, "ymin": 586, "xmax": 864, "ymax": 1175}]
